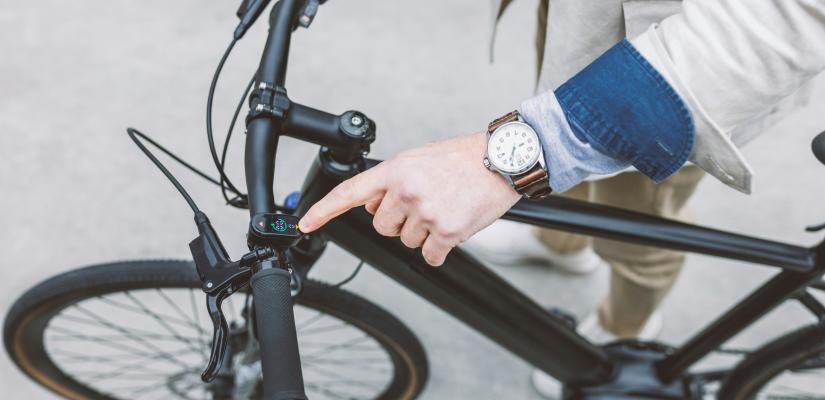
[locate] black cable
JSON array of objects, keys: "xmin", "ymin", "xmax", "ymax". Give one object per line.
[
  {"xmin": 126, "ymin": 127, "xmax": 223, "ymax": 188},
  {"xmin": 219, "ymin": 76, "xmax": 255, "ymax": 207},
  {"xmin": 207, "ymin": 38, "xmax": 246, "ymax": 204},
  {"xmin": 127, "ymin": 127, "xmax": 201, "ymax": 214},
  {"xmin": 331, "ymin": 260, "xmax": 365, "ymax": 288}
]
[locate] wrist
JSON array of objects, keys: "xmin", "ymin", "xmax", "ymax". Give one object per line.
[
  {"xmin": 469, "ymin": 132, "xmax": 521, "ymax": 199},
  {"xmin": 483, "ymin": 111, "xmax": 552, "ymax": 199}
]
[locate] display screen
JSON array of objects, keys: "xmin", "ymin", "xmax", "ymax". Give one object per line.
[{"xmin": 251, "ymin": 213, "xmax": 301, "ymax": 237}]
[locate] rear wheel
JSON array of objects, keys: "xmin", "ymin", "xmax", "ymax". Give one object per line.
[
  {"xmin": 4, "ymin": 260, "xmax": 428, "ymax": 399},
  {"xmin": 717, "ymin": 322, "xmax": 825, "ymax": 400}
]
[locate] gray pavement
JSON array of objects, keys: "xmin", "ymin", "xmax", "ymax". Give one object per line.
[{"xmin": 2, "ymin": 1, "xmax": 825, "ymax": 399}]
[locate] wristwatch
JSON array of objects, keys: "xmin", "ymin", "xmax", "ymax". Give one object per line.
[{"xmin": 483, "ymin": 110, "xmax": 553, "ymax": 199}]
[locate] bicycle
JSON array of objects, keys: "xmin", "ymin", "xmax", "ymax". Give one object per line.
[{"xmin": 5, "ymin": 0, "xmax": 825, "ymax": 399}]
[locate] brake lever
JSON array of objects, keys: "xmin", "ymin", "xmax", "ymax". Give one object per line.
[
  {"xmin": 202, "ymin": 287, "xmax": 239, "ymax": 383},
  {"xmin": 189, "ymin": 212, "xmax": 273, "ymax": 382}
]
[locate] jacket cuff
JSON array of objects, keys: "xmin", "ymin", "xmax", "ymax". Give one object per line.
[
  {"xmin": 554, "ymin": 39, "xmax": 695, "ymax": 183},
  {"xmin": 632, "ymin": 25, "xmax": 754, "ymax": 193}
]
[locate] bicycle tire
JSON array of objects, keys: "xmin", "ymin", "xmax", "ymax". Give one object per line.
[
  {"xmin": 716, "ymin": 322, "xmax": 825, "ymax": 399},
  {"xmin": 4, "ymin": 260, "xmax": 428, "ymax": 400}
]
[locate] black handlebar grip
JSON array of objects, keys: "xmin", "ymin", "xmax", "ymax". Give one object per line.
[
  {"xmin": 251, "ymin": 268, "xmax": 307, "ymax": 400},
  {"xmin": 812, "ymin": 131, "xmax": 825, "ymax": 166}
]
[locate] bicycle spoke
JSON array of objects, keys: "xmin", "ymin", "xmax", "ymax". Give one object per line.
[
  {"xmin": 306, "ymin": 356, "xmax": 390, "ymax": 365},
  {"xmin": 122, "ymin": 382, "xmax": 168, "ymax": 400},
  {"xmin": 304, "ymin": 360, "xmax": 384, "ymax": 392},
  {"xmin": 305, "ymin": 357, "xmax": 392, "ymax": 373},
  {"xmin": 302, "ymin": 335, "xmax": 375, "ymax": 361},
  {"xmin": 42, "ymin": 288, "xmax": 399, "ymax": 400},
  {"xmin": 156, "ymin": 288, "xmax": 208, "ymax": 338},
  {"xmin": 71, "ymin": 302, "xmax": 200, "ymax": 363},
  {"xmin": 47, "ymin": 325, "xmax": 175, "ymax": 361},
  {"xmin": 300, "ymin": 322, "xmax": 354, "ymax": 336},
  {"xmin": 97, "ymin": 295, "xmax": 206, "ymax": 334},
  {"xmin": 122, "ymin": 291, "xmax": 205, "ymax": 358},
  {"xmin": 105, "ymin": 381, "xmax": 173, "ymax": 399},
  {"xmin": 51, "ymin": 346, "xmax": 195, "ymax": 363},
  {"xmin": 189, "ymin": 289, "xmax": 209, "ymax": 357},
  {"xmin": 75, "ymin": 355, "xmax": 194, "ymax": 382},
  {"xmin": 77, "ymin": 368, "xmax": 185, "ymax": 382},
  {"xmin": 306, "ymin": 382, "xmax": 361, "ymax": 400},
  {"xmin": 296, "ymin": 310, "xmax": 327, "ymax": 330}
]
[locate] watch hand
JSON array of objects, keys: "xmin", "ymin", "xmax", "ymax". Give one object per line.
[{"xmin": 509, "ymin": 145, "xmax": 516, "ymax": 161}]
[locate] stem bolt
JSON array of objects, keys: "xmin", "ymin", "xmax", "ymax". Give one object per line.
[
  {"xmin": 205, "ymin": 281, "xmax": 214, "ymax": 289},
  {"xmin": 350, "ymin": 115, "xmax": 363, "ymax": 126}
]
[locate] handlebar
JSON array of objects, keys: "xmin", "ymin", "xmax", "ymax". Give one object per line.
[
  {"xmin": 240, "ymin": 1, "xmax": 373, "ymax": 398},
  {"xmin": 181, "ymin": 0, "xmax": 371, "ymax": 394},
  {"xmin": 245, "ymin": 118, "xmax": 280, "ymax": 216},
  {"xmin": 244, "ymin": 0, "xmax": 374, "ymax": 216},
  {"xmin": 257, "ymin": 0, "xmax": 303, "ymax": 88},
  {"xmin": 241, "ymin": 2, "xmax": 309, "ymax": 398},
  {"xmin": 243, "ymin": 0, "xmax": 301, "ymax": 217}
]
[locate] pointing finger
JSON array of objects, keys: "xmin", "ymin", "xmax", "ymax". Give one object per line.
[{"xmin": 299, "ymin": 166, "xmax": 387, "ymax": 232}]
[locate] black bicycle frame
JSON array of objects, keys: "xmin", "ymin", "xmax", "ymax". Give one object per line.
[
  {"xmin": 244, "ymin": 0, "xmax": 825, "ymax": 391},
  {"xmin": 289, "ymin": 153, "xmax": 825, "ymax": 387}
]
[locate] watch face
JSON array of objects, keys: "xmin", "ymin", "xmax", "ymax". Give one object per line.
[{"xmin": 487, "ymin": 122, "xmax": 541, "ymax": 174}]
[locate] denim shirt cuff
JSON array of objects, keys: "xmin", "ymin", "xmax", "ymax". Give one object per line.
[
  {"xmin": 554, "ymin": 39, "xmax": 695, "ymax": 182},
  {"xmin": 521, "ymin": 91, "xmax": 630, "ymax": 193}
]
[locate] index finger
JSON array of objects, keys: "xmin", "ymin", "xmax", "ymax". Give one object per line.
[{"xmin": 298, "ymin": 166, "xmax": 387, "ymax": 232}]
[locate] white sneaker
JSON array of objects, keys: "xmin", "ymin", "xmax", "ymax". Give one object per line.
[
  {"xmin": 530, "ymin": 311, "xmax": 664, "ymax": 399},
  {"xmin": 463, "ymin": 220, "xmax": 603, "ymax": 274}
]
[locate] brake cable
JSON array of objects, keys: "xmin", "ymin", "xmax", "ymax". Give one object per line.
[
  {"xmin": 332, "ymin": 260, "xmax": 365, "ymax": 288},
  {"xmin": 206, "ymin": 38, "xmax": 249, "ymax": 208},
  {"xmin": 127, "ymin": 128, "xmax": 205, "ymax": 213},
  {"xmin": 219, "ymin": 76, "xmax": 255, "ymax": 208}
]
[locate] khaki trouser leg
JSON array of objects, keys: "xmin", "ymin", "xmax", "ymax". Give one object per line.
[
  {"xmin": 535, "ymin": 166, "xmax": 704, "ymax": 338},
  {"xmin": 533, "ymin": 183, "xmax": 592, "ymax": 254}
]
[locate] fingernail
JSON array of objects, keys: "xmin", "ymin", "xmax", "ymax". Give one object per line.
[{"xmin": 298, "ymin": 219, "xmax": 312, "ymax": 231}]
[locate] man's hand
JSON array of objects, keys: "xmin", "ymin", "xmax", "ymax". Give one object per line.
[{"xmin": 298, "ymin": 132, "xmax": 521, "ymax": 266}]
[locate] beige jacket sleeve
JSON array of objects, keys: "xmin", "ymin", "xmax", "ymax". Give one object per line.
[{"xmin": 631, "ymin": 0, "xmax": 825, "ymax": 193}]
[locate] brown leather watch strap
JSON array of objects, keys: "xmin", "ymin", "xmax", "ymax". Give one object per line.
[
  {"xmin": 512, "ymin": 163, "xmax": 552, "ymax": 199},
  {"xmin": 487, "ymin": 110, "xmax": 553, "ymax": 199},
  {"xmin": 487, "ymin": 110, "xmax": 520, "ymax": 134}
]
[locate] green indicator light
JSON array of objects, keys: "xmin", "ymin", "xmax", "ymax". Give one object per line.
[{"xmin": 270, "ymin": 218, "xmax": 287, "ymax": 232}]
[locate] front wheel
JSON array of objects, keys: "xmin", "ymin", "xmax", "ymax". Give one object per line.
[{"xmin": 4, "ymin": 260, "xmax": 428, "ymax": 400}]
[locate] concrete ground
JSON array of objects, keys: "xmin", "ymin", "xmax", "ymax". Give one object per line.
[{"xmin": 2, "ymin": 0, "xmax": 825, "ymax": 398}]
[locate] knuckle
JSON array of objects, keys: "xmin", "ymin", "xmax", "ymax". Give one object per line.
[
  {"xmin": 435, "ymin": 224, "xmax": 461, "ymax": 241},
  {"xmin": 396, "ymin": 183, "xmax": 419, "ymax": 203},
  {"xmin": 372, "ymin": 216, "xmax": 399, "ymax": 237},
  {"xmin": 417, "ymin": 204, "xmax": 437, "ymax": 224}
]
